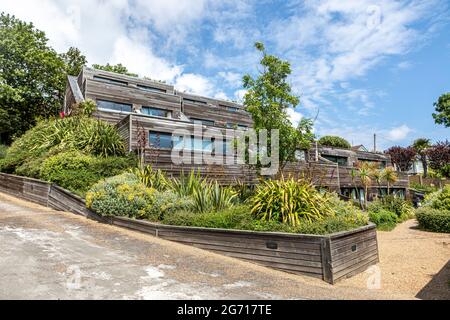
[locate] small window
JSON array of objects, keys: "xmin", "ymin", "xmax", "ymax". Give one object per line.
[
  {"xmin": 137, "ymin": 84, "xmax": 166, "ymax": 93},
  {"xmin": 322, "ymin": 155, "xmax": 348, "ymax": 166},
  {"xmin": 237, "ymin": 124, "xmax": 248, "ymax": 130},
  {"xmin": 183, "ymin": 98, "xmax": 207, "ymax": 105},
  {"xmin": 141, "ymin": 106, "xmax": 170, "ymax": 117},
  {"xmin": 149, "ymin": 132, "xmax": 172, "ymax": 149},
  {"xmin": 226, "ymin": 123, "xmax": 235, "ymax": 129},
  {"xmin": 97, "ymin": 100, "xmax": 132, "ymax": 113},
  {"xmin": 93, "ymin": 76, "xmax": 128, "ymax": 86},
  {"xmin": 226, "ymin": 106, "xmax": 239, "ymax": 112},
  {"xmin": 190, "ymin": 118, "xmax": 215, "ymax": 126}
]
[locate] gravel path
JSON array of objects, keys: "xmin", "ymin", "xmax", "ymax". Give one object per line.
[
  {"xmin": 335, "ymin": 219, "xmax": 450, "ymax": 299},
  {"xmin": 0, "ymin": 192, "xmax": 448, "ymax": 300}
]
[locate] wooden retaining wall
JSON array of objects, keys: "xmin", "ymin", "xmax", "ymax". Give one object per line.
[{"xmin": 0, "ymin": 173, "xmax": 378, "ymax": 284}]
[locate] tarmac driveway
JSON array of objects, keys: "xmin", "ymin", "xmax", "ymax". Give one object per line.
[{"xmin": 0, "ymin": 192, "xmax": 411, "ymax": 300}]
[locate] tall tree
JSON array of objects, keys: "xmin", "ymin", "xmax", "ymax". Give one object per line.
[
  {"xmin": 427, "ymin": 140, "xmax": 450, "ymax": 178},
  {"xmin": 0, "ymin": 13, "xmax": 66, "ymax": 143},
  {"xmin": 432, "ymin": 93, "xmax": 450, "ymax": 127},
  {"xmin": 412, "ymin": 138, "xmax": 431, "ymax": 177},
  {"xmin": 92, "ymin": 63, "xmax": 138, "ymax": 77},
  {"xmin": 60, "ymin": 47, "xmax": 87, "ymax": 76},
  {"xmin": 243, "ymin": 42, "xmax": 314, "ymax": 170},
  {"xmin": 385, "ymin": 146, "xmax": 416, "ymax": 172}
]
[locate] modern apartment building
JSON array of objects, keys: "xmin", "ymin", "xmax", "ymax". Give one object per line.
[{"xmin": 64, "ymin": 67, "xmax": 408, "ymax": 197}]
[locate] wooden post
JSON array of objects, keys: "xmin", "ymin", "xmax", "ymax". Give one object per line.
[{"xmin": 320, "ymin": 237, "xmax": 333, "ymax": 284}]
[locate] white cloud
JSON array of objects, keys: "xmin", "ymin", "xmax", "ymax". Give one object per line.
[
  {"xmin": 234, "ymin": 89, "xmax": 247, "ymax": 102},
  {"xmin": 287, "ymin": 108, "xmax": 303, "ymax": 127},
  {"xmin": 111, "ymin": 35, "xmax": 182, "ymax": 82},
  {"xmin": 218, "ymin": 71, "xmax": 242, "ymax": 87},
  {"xmin": 386, "ymin": 124, "xmax": 412, "ymax": 141},
  {"xmin": 175, "ymin": 73, "xmax": 215, "ymax": 96}
]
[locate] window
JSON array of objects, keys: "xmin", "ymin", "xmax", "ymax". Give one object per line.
[
  {"xmin": 183, "ymin": 98, "xmax": 207, "ymax": 105},
  {"xmin": 358, "ymin": 159, "xmax": 386, "ymax": 169},
  {"xmin": 141, "ymin": 106, "xmax": 170, "ymax": 117},
  {"xmin": 237, "ymin": 124, "xmax": 248, "ymax": 130},
  {"xmin": 137, "ymin": 84, "xmax": 166, "ymax": 93},
  {"xmin": 97, "ymin": 100, "xmax": 132, "ymax": 113},
  {"xmin": 190, "ymin": 118, "xmax": 215, "ymax": 126},
  {"xmin": 149, "ymin": 132, "xmax": 172, "ymax": 149},
  {"xmin": 93, "ymin": 76, "xmax": 128, "ymax": 86},
  {"xmin": 226, "ymin": 123, "xmax": 235, "ymax": 129},
  {"xmin": 322, "ymin": 155, "xmax": 348, "ymax": 166},
  {"xmin": 227, "ymin": 106, "xmax": 239, "ymax": 112}
]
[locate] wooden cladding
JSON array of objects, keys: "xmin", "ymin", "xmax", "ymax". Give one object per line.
[{"xmin": 0, "ymin": 173, "xmax": 379, "ymax": 284}]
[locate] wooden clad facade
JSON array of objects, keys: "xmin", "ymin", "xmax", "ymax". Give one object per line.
[{"xmin": 63, "ymin": 67, "xmax": 408, "ymax": 192}]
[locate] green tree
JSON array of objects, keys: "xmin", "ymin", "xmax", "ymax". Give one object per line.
[
  {"xmin": 243, "ymin": 42, "xmax": 314, "ymax": 171},
  {"xmin": 92, "ymin": 63, "xmax": 138, "ymax": 77},
  {"xmin": 318, "ymin": 135, "xmax": 351, "ymax": 149},
  {"xmin": 0, "ymin": 13, "xmax": 66, "ymax": 144},
  {"xmin": 412, "ymin": 138, "xmax": 431, "ymax": 177},
  {"xmin": 60, "ymin": 47, "xmax": 87, "ymax": 76},
  {"xmin": 432, "ymin": 93, "xmax": 450, "ymax": 127}
]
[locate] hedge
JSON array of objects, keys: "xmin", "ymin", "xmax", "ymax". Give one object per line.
[{"xmin": 415, "ymin": 208, "xmax": 450, "ymax": 233}]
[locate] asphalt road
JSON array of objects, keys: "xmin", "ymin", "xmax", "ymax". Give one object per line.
[{"xmin": 0, "ymin": 192, "xmax": 407, "ymax": 300}]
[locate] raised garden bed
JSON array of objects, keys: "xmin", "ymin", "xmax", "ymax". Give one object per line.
[{"xmin": 0, "ymin": 173, "xmax": 379, "ymax": 284}]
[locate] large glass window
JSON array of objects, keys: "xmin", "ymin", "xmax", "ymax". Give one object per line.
[
  {"xmin": 149, "ymin": 131, "xmax": 172, "ymax": 149},
  {"xmin": 97, "ymin": 100, "xmax": 132, "ymax": 113},
  {"xmin": 141, "ymin": 106, "xmax": 170, "ymax": 117},
  {"xmin": 322, "ymin": 155, "xmax": 348, "ymax": 166}
]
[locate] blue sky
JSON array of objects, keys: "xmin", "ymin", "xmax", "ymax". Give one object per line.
[{"xmin": 1, "ymin": 0, "xmax": 449, "ymax": 149}]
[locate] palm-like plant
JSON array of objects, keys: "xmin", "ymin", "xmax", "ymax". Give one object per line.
[
  {"xmin": 357, "ymin": 162, "xmax": 372, "ymax": 209},
  {"xmin": 382, "ymin": 167, "xmax": 398, "ymax": 195},
  {"xmin": 412, "ymin": 138, "xmax": 431, "ymax": 177}
]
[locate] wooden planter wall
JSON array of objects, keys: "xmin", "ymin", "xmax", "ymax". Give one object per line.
[{"xmin": 0, "ymin": 173, "xmax": 379, "ymax": 284}]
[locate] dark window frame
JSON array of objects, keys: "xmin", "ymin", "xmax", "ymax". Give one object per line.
[
  {"xmin": 93, "ymin": 75, "xmax": 128, "ymax": 86},
  {"xmin": 141, "ymin": 106, "xmax": 171, "ymax": 118},
  {"xmin": 96, "ymin": 99, "xmax": 132, "ymax": 113}
]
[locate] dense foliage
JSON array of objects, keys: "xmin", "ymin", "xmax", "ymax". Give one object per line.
[
  {"xmin": 91, "ymin": 63, "xmax": 138, "ymax": 77},
  {"xmin": 318, "ymin": 136, "xmax": 351, "ymax": 149},
  {"xmin": 0, "ymin": 116, "xmax": 133, "ymax": 194},
  {"xmin": 86, "ymin": 173, "xmax": 155, "ymax": 218},
  {"xmin": 384, "ymin": 146, "xmax": 416, "ymax": 172},
  {"xmin": 415, "ymin": 186, "xmax": 450, "ymax": 233},
  {"xmin": 250, "ymin": 177, "xmax": 332, "ymax": 226},
  {"xmin": 415, "ymin": 208, "xmax": 450, "ymax": 233},
  {"xmin": 426, "ymin": 140, "xmax": 450, "ymax": 178},
  {"xmin": 432, "ymin": 93, "xmax": 450, "ymax": 128},
  {"xmin": 85, "ymin": 169, "xmax": 369, "ymax": 235},
  {"xmin": 0, "ymin": 13, "xmax": 67, "ymax": 143},
  {"xmin": 367, "ymin": 195, "xmax": 414, "ymax": 230},
  {"xmin": 39, "ymin": 151, "xmax": 133, "ymax": 195},
  {"xmin": 60, "ymin": 47, "xmax": 87, "ymax": 76}
]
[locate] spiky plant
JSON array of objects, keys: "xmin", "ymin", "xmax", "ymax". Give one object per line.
[
  {"xmin": 382, "ymin": 167, "xmax": 398, "ymax": 195},
  {"xmin": 250, "ymin": 176, "xmax": 331, "ymax": 226}
]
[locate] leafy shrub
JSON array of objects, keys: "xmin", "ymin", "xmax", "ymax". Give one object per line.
[
  {"xmin": 410, "ymin": 183, "xmax": 439, "ymax": 195},
  {"xmin": 368, "ymin": 209, "xmax": 398, "ymax": 231},
  {"xmin": 0, "ymin": 145, "xmax": 7, "ymax": 159},
  {"xmin": 192, "ymin": 181, "xmax": 237, "ymax": 213},
  {"xmin": 146, "ymin": 190, "xmax": 193, "ymax": 221},
  {"xmin": 162, "ymin": 204, "xmax": 368, "ymax": 235},
  {"xmin": 86, "ymin": 173, "xmax": 155, "ymax": 218},
  {"xmin": 424, "ymin": 186, "xmax": 450, "ymax": 211},
  {"xmin": 415, "ymin": 208, "xmax": 450, "ymax": 233},
  {"xmin": 40, "ymin": 151, "xmax": 133, "ymax": 195},
  {"xmin": 318, "ymin": 136, "xmax": 351, "ymax": 149},
  {"xmin": 368, "ymin": 195, "xmax": 414, "ymax": 222},
  {"xmin": 0, "ymin": 116, "xmax": 126, "ymax": 173},
  {"xmin": 250, "ymin": 177, "xmax": 332, "ymax": 226}
]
